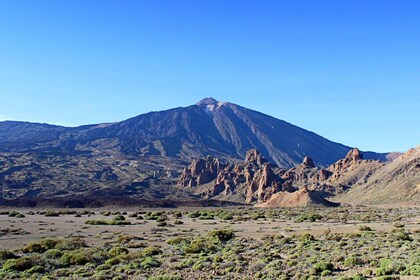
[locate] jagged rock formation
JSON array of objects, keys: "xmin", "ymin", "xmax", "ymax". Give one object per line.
[
  {"xmin": 178, "ymin": 156, "xmax": 225, "ymax": 188},
  {"xmin": 179, "ymin": 149, "xmax": 286, "ymax": 203},
  {"xmin": 179, "ymin": 149, "xmax": 337, "ymax": 206},
  {"xmin": 179, "ymin": 147, "xmax": 419, "ymax": 206}
]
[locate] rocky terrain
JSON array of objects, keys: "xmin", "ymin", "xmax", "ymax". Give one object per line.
[
  {"xmin": 179, "ymin": 147, "xmax": 420, "ymax": 206},
  {"xmin": 0, "ymin": 98, "xmax": 414, "ymax": 207}
]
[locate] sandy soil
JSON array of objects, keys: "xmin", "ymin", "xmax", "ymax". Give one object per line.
[{"xmin": 1, "ymin": 206, "xmax": 419, "ymax": 250}]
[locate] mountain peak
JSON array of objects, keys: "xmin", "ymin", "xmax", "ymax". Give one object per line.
[
  {"xmin": 196, "ymin": 97, "xmax": 227, "ymax": 114},
  {"xmin": 196, "ymin": 97, "xmax": 219, "ymax": 106}
]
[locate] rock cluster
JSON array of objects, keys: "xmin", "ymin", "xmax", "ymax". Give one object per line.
[
  {"xmin": 178, "ymin": 156, "xmax": 225, "ymax": 188},
  {"xmin": 178, "ymin": 147, "xmax": 392, "ymax": 207}
]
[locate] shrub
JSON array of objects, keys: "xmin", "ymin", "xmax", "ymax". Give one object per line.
[
  {"xmin": 2, "ymin": 257, "xmax": 35, "ymax": 271},
  {"xmin": 60, "ymin": 249, "xmax": 92, "ymax": 266},
  {"xmin": 22, "ymin": 242, "xmax": 46, "ymax": 253},
  {"xmin": 109, "ymin": 247, "xmax": 129, "ymax": 257},
  {"xmin": 209, "ymin": 229, "xmax": 235, "ymax": 242},
  {"xmin": 173, "ymin": 212, "xmax": 182, "ymax": 218},
  {"xmin": 44, "ymin": 211, "xmax": 60, "ymax": 217},
  {"xmin": 313, "ymin": 261, "xmax": 334, "ymax": 273},
  {"xmin": 188, "ymin": 211, "xmax": 200, "ymax": 218},
  {"xmin": 218, "ymin": 212, "xmax": 234, "ymax": 220},
  {"xmin": 8, "ymin": 211, "xmax": 24, "ymax": 218},
  {"xmin": 359, "ymin": 225, "xmax": 373, "ymax": 231},
  {"xmin": 113, "ymin": 215, "xmax": 125, "ymax": 221},
  {"xmin": 375, "ymin": 258, "xmax": 404, "ymax": 276},
  {"xmin": 0, "ymin": 249, "xmax": 17, "ymax": 260},
  {"xmin": 142, "ymin": 246, "xmax": 162, "ymax": 256},
  {"xmin": 344, "ymin": 255, "xmax": 363, "ymax": 267},
  {"xmin": 184, "ymin": 238, "xmax": 209, "ymax": 254},
  {"xmin": 40, "ymin": 238, "xmax": 59, "ymax": 250},
  {"xmin": 141, "ymin": 256, "xmax": 160, "ymax": 268},
  {"xmin": 85, "ymin": 219, "xmax": 131, "ymax": 225},
  {"xmin": 54, "ymin": 237, "xmax": 86, "ymax": 251},
  {"xmin": 296, "ymin": 213, "xmax": 322, "ymax": 222},
  {"xmin": 167, "ymin": 237, "xmax": 189, "ymax": 246},
  {"xmin": 403, "ymin": 264, "xmax": 420, "ymax": 276},
  {"xmin": 321, "ymin": 270, "xmax": 332, "ymax": 276},
  {"xmin": 24, "ymin": 265, "xmax": 45, "ymax": 274},
  {"xmin": 44, "ymin": 249, "xmax": 63, "ymax": 259}
]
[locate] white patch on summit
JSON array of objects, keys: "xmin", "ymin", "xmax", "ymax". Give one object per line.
[
  {"xmin": 204, "ymin": 102, "xmax": 225, "ymax": 114},
  {"xmin": 205, "ymin": 104, "xmax": 216, "ymax": 113}
]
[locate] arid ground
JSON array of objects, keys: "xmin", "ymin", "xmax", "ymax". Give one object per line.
[{"xmin": 0, "ymin": 206, "xmax": 419, "ymax": 279}]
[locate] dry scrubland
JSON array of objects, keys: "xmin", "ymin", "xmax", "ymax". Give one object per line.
[{"xmin": 0, "ymin": 206, "xmax": 419, "ymax": 279}]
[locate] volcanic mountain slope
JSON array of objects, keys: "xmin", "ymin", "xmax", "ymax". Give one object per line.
[
  {"xmin": 179, "ymin": 147, "xmax": 420, "ymax": 206},
  {"xmin": 0, "ymin": 98, "xmax": 388, "ymax": 169},
  {"xmin": 0, "ymin": 148, "xmax": 191, "ymax": 203},
  {"xmin": 0, "ymin": 98, "xmax": 392, "ymax": 205},
  {"xmin": 335, "ymin": 146, "xmax": 420, "ymax": 205}
]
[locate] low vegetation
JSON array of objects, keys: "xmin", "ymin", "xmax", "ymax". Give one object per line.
[{"xmin": 0, "ymin": 206, "xmax": 418, "ymax": 279}]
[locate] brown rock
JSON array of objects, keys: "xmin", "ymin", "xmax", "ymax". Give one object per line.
[
  {"xmin": 302, "ymin": 156, "xmax": 315, "ymax": 167},
  {"xmin": 345, "ymin": 148, "xmax": 363, "ymax": 161},
  {"xmin": 245, "ymin": 149, "xmax": 267, "ymax": 165},
  {"xmin": 178, "ymin": 156, "xmax": 225, "ymax": 188}
]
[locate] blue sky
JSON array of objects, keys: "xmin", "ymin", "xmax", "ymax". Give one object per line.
[{"xmin": 0, "ymin": 1, "xmax": 419, "ymax": 152}]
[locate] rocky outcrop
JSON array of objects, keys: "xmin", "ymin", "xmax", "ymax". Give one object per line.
[
  {"xmin": 178, "ymin": 156, "xmax": 225, "ymax": 188},
  {"xmin": 178, "ymin": 146, "xmax": 420, "ymax": 207},
  {"xmin": 178, "ymin": 149, "xmax": 285, "ymax": 203}
]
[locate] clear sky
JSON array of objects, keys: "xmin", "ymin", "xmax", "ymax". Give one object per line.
[{"xmin": 0, "ymin": 1, "xmax": 419, "ymax": 153}]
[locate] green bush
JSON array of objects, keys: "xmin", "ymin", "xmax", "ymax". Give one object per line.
[
  {"xmin": 60, "ymin": 249, "xmax": 92, "ymax": 266},
  {"xmin": 54, "ymin": 238, "xmax": 86, "ymax": 251},
  {"xmin": 85, "ymin": 219, "xmax": 131, "ymax": 225},
  {"xmin": 113, "ymin": 215, "xmax": 126, "ymax": 221},
  {"xmin": 208, "ymin": 229, "xmax": 235, "ymax": 242},
  {"xmin": 109, "ymin": 247, "xmax": 129, "ymax": 257},
  {"xmin": 167, "ymin": 237, "xmax": 189, "ymax": 246},
  {"xmin": 2, "ymin": 257, "xmax": 35, "ymax": 271},
  {"xmin": 24, "ymin": 265, "xmax": 44, "ymax": 274},
  {"xmin": 44, "ymin": 249, "xmax": 63, "ymax": 259},
  {"xmin": 44, "ymin": 211, "xmax": 60, "ymax": 217},
  {"xmin": 141, "ymin": 256, "xmax": 160, "ymax": 268},
  {"xmin": 296, "ymin": 213, "xmax": 322, "ymax": 222},
  {"xmin": 403, "ymin": 264, "xmax": 420, "ymax": 276},
  {"xmin": 0, "ymin": 249, "xmax": 17, "ymax": 260},
  {"xmin": 344, "ymin": 255, "xmax": 363, "ymax": 267},
  {"xmin": 22, "ymin": 242, "xmax": 46, "ymax": 253},
  {"xmin": 8, "ymin": 211, "xmax": 25, "ymax": 218},
  {"xmin": 142, "ymin": 246, "xmax": 162, "ymax": 256},
  {"xmin": 375, "ymin": 258, "xmax": 404, "ymax": 276},
  {"xmin": 313, "ymin": 261, "xmax": 334, "ymax": 273}
]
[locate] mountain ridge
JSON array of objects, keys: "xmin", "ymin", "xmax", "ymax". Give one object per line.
[{"xmin": 0, "ymin": 98, "xmax": 390, "ymax": 168}]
